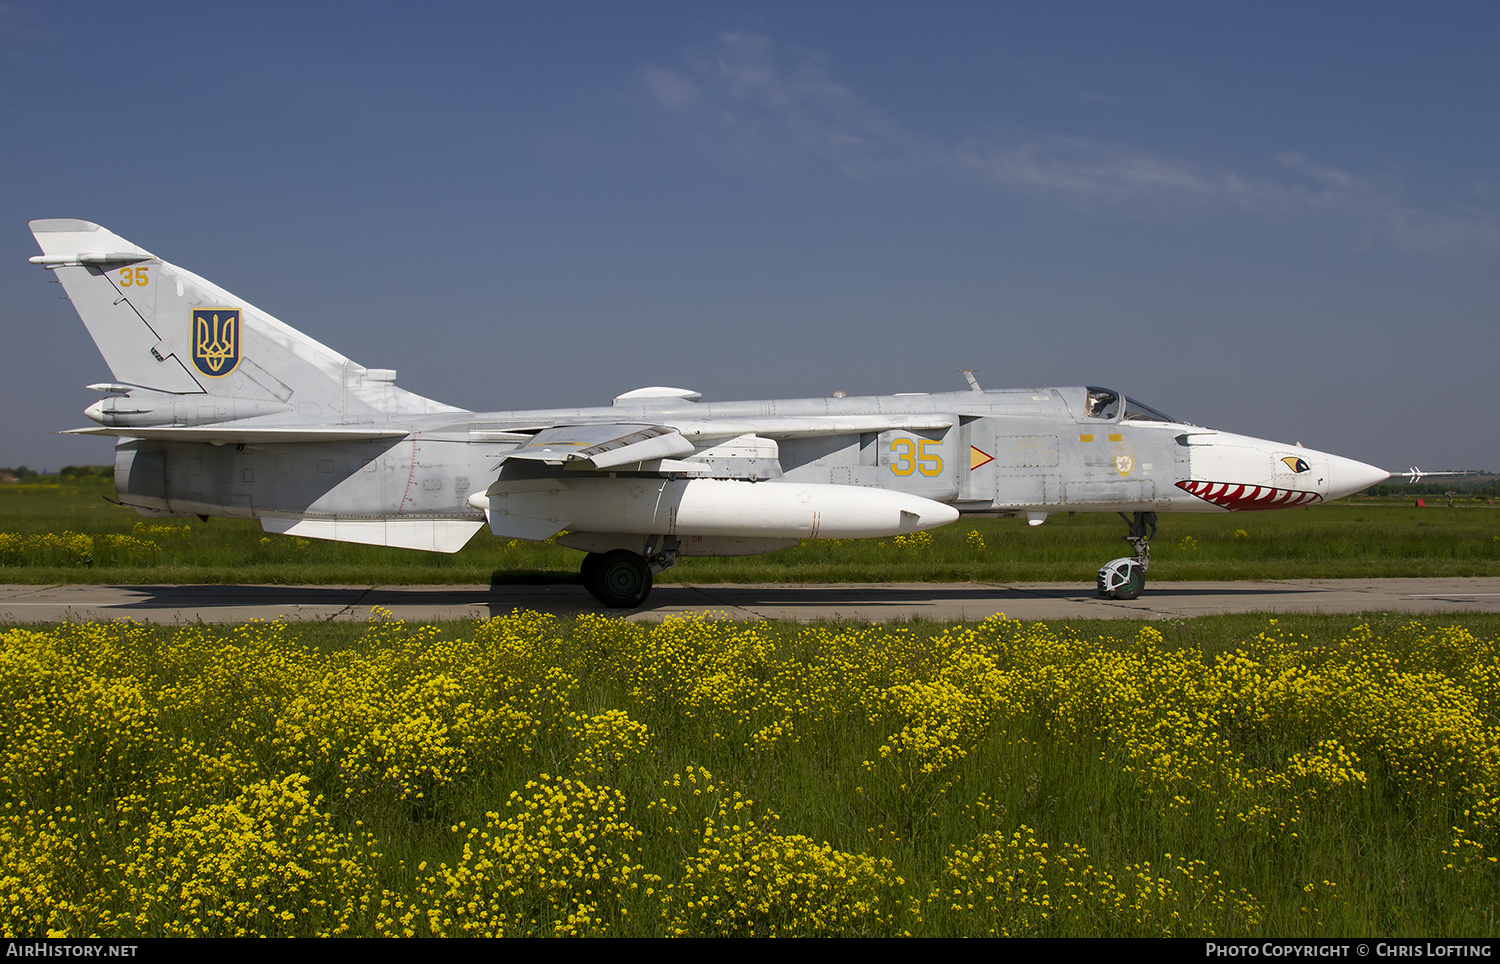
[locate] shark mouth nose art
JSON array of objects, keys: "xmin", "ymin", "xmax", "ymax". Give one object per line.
[{"xmin": 1175, "ymin": 480, "xmax": 1322, "ymax": 510}]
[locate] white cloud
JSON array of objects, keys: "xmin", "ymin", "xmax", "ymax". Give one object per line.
[
  {"xmin": 957, "ymin": 136, "xmax": 1231, "ymax": 207},
  {"xmin": 1383, "ymin": 206, "xmax": 1500, "ymax": 256},
  {"xmin": 640, "ymin": 66, "xmax": 699, "ymax": 110},
  {"xmin": 645, "ymin": 32, "xmax": 936, "ymax": 180},
  {"xmin": 641, "ymin": 33, "xmax": 1499, "ymax": 255}
]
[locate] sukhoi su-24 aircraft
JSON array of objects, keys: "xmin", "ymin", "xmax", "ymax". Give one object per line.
[{"xmin": 29, "ymin": 219, "xmax": 1393, "ymax": 607}]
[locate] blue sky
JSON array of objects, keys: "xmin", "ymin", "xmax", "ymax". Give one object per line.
[{"xmin": 3, "ymin": 1, "xmax": 1496, "ymax": 474}]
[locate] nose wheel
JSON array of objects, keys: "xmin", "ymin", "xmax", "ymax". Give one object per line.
[{"xmin": 1097, "ymin": 511, "xmax": 1156, "ymax": 600}]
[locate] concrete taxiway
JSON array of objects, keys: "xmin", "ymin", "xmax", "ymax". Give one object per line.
[{"xmin": 2, "ymin": 579, "xmax": 1498, "ymax": 624}]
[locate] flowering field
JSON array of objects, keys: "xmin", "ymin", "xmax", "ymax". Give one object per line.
[{"xmin": 1, "ymin": 611, "xmax": 1496, "ymax": 937}]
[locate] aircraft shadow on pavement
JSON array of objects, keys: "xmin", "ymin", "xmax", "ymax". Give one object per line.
[{"xmin": 81, "ymin": 580, "xmax": 1326, "ymax": 622}]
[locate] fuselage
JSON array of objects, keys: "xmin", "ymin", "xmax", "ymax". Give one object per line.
[{"xmin": 111, "ymin": 384, "xmax": 1388, "ymax": 528}]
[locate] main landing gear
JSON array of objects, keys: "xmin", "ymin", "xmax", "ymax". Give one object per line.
[
  {"xmin": 1097, "ymin": 511, "xmax": 1156, "ymax": 600},
  {"xmin": 579, "ymin": 537, "xmax": 679, "ymax": 608}
]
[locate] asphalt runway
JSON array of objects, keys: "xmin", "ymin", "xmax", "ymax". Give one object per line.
[{"xmin": 2, "ymin": 578, "xmax": 1498, "ymax": 624}]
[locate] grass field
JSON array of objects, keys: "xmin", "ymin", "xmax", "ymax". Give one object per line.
[
  {"xmin": 3, "ymin": 612, "xmax": 1497, "ymax": 937},
  {"xmin": 1, "ymin": 473, "xmax": 1496, "ymax": 585}
]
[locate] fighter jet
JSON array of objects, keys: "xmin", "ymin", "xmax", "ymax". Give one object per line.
[{"xmin": 28, "ymin": 219, "xmax": 1391, "ymax": 606}]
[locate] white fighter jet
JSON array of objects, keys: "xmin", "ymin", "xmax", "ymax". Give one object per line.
[{"xmin": 29, "ymin": 219, "xmax": 1391, "ymax": 606}]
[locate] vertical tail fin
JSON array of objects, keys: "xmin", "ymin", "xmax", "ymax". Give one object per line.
[{"xmin": 29, "ymin": 219, "xmax": 460, "ymax": 422}]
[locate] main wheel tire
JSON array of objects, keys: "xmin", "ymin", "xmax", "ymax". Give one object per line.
[
  {"xmin": 590, "ymin": 550, "xmax": 652, "ymax": 608},
  {"xmin": 580, "ymin": 552, "xmax": 606, "ymax": 597}
]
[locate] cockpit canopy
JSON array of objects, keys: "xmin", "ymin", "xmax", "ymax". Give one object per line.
[{"xmin": 1085, "ymin": 387, "xmax": 1180, "ymax": 423}]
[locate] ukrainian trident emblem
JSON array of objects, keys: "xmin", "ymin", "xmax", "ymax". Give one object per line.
[{"xmin": 192, "ymin": 309, "xmax": 240, "ymax": 377}]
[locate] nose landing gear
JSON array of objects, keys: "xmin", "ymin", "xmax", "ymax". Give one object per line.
[{"xmin": 1097, "ymin": 511, "xmax": 1156, "ymax": 600}]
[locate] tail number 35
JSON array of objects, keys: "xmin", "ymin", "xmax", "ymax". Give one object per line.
[{"xmin": 890, "ymin": 438, "xmax": 943, "ymax": 477}]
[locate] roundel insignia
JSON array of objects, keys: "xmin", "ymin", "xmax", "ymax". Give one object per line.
[
  {"xmin": 1281, "ymin": 456, "xmax": 1311, "ymax": 473},
  {"xmin": 192, "ymin": 308, "xmax": 241, "ymax": 377}
]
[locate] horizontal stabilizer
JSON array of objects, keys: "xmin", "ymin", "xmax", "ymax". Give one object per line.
[{"xmin": 260, "ymin": 516, "xmax": 482, "ymax": 552}]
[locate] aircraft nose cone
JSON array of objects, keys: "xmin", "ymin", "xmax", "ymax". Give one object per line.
[{"xmin": 1325, "ymin": 454, "xmax": 1390, "ymax": 501}]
